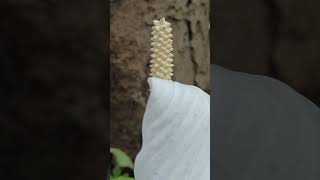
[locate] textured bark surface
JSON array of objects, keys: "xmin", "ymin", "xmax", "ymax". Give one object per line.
[
  {"xmin": 213, "ymin": 0, "xmax": 320, "ymax": 106},
  {"xmin": 111, "ymin": 0, "xmax": 210, "ymax": 158}
]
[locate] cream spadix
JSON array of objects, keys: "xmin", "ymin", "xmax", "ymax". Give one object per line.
[{"xmin": 149, "ymin": 18, "xmax": 174, "ymax": 80}]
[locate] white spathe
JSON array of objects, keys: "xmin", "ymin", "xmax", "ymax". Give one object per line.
[{"xmin": 134, "ymin": 77, "xmax": 210, "ymax": 180}]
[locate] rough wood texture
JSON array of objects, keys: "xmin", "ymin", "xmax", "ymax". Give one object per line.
[{"xmin": 110, "ymin": 0, "xmax": 210, "ymax": 157}]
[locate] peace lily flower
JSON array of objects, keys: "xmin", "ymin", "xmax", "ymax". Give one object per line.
[{"xmin": 134, "ymin": 18, "xmax": 210, "ymax": 180}]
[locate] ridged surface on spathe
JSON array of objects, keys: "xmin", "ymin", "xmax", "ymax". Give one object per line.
[
  {"xmin": 149, "ymin": 18, "xmax": 174, "ymax": 80},
  {"xmin": 134, "ymin": 78, "xmax": 210, "ymax": 180}
]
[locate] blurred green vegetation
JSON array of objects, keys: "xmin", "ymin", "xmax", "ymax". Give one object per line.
[{"xmin": 110, "ymin": 148, "xmax": 135, "ymax": 180}]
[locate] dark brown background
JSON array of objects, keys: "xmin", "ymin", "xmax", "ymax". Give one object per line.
[{"xmin": 0, "ymin": 0, "xmax": 108, "ymax": 179}]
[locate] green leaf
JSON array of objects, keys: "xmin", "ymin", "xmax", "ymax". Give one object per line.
[
  {"xmin": 110, "ymin": 148, "xmax": 134, "ymax": 169},
  {"xmin": 112, "ymin": 165, "xmax": 122, "ymax": 177},
  {"xmin": 112, "ymin": 176, "xmax": 135, "ymax": 180}
]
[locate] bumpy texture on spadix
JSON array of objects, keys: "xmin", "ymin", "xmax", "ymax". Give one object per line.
[{"xmin": 149, "ymin": 18, "xmax": 174, "ymax": 80}]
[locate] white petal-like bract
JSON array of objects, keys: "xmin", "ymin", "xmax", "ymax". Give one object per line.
[{"xmin": 134, "ymin": 77, "xmax": 210, "ymax": 180}]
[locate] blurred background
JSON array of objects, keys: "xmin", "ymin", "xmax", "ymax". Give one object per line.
[
  {"xmin": 213, "ymin": 0, "xmax": 320, "ymax": 106},
  {"xmin": 0, "ymin": 1, "xmax": 107, "ymax": 180},
  {"xmin": 110, "ymin": 0, "xmax": 210, "ymax": 159}
]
